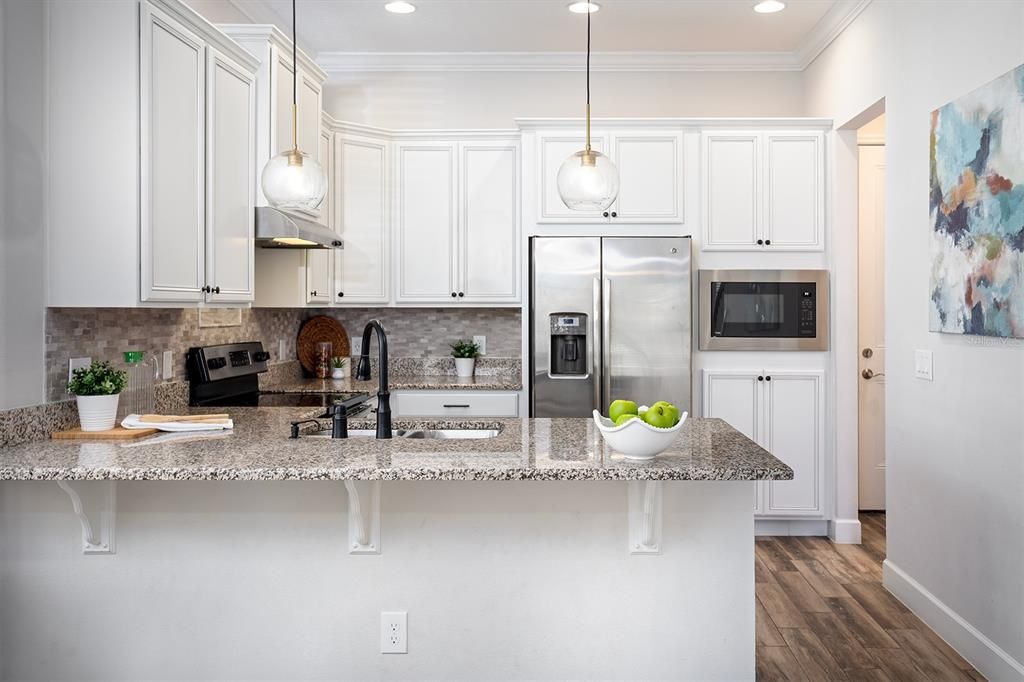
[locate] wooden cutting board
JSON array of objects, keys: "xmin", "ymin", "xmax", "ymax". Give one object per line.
[{"xmin": 52, "ymin": 426, "xmax": 159, "ymax": 440}]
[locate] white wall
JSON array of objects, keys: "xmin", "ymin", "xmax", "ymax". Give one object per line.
[
  {"xmin": 804, "ymin": 2, "xmax": 1024, "ymax": 678},
  {"xmin": 0, "ymin": 0, "xmax": 47, "ymax": 409},
  {"xmin": 324, "ymin": 70, "xmax": 805, "ymax": 129}
]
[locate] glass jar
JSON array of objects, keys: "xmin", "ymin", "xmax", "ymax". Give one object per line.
[
  {"xmin": 119, "ymin": 351, "xmax": 160, "ymax": 419},
  {"xmin": 315, "ymin": 342, "xmax": 332, "ymax": 379}
]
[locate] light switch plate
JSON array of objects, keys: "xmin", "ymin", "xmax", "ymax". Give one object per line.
[
  {"xmin": 473, "ymin": 335, "xmax": 486, "ymax": 355},
  {"xmin": 68, "ymin": 357, "xmax": 92, "ymax": 383},
  {"xmin": 914, "ymin": 350, "xmax": 933, "ymax": 381}
]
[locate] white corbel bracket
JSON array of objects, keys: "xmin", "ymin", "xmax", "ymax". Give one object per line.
[
  {"xmin": 56, "ymin": 481, "xmax": 117, "ymax": 555},
  {"xmin": 344, "ymin": 480, "xmax": 381, "ymax": 555},
  {"xmin": 628, "ymin": 481, "xmax": 663, "ymax": 555}
]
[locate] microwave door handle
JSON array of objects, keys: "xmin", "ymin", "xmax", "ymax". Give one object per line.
[{"xmin": 712, "ymin": 285, "xmax": 728, "ymax": 335}]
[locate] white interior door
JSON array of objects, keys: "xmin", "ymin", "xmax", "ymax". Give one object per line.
[{"xmin": 858, "ymin": 144, "xmax": 887, "ymax": 510}]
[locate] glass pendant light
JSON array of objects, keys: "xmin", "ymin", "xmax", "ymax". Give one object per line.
[
  {"xmin": 556, "ymin": 8, "xmax": 619, "ymax": 212},
  {"xmin": 261, "ymin": 0, "xmax": 327, "ymax": 212}
]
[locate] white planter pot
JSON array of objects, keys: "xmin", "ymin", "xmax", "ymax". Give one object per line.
[
  {"xmin": 454, "ymin": 357, "xmax": 476, "ymax": 378},
  {"xmin": 331, "ymin": 368, "xmax": 346, "ymax": 379},
  {"xmin": 76, "ymin": 394, "xmax": 120, "ymax": 432}
]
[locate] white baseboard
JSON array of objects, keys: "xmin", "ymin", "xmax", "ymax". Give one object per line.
[
  {"xmin": 883, "ymin": 560, "xmax": 1024, "ymax": 682},
  {"xmin": 755, "ymin": 519, "xmax": 829, "ymax": 536},
  {"xmin": 829, "ymin": 517, "xmax": 862, "ymax": 544}
]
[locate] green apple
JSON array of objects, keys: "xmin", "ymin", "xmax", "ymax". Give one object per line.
[
  {"xmin": 614, "ymin": 413, "xmax": 641, "ymax": 426},
  {"xmin": 608, "ymin": 399, "xmax": 638, "ymax": 422},
  {"xmin": 642, "ymin": 403, "xmax": 676, "ymax": 429},
  {"xmin": 651, "ymin": 400, "xmax": 681, "ymax": 426}
]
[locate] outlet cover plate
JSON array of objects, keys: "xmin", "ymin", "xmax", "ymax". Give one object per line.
[
  {"xmin": 162, "ymin": 350, "xmax": 174, "ymax": 380},
  {"xmin": 473, "ymin": 335, "xmax": 486, "ymax": 355},
  {"xmin": 914, "ymin": 350, "xmax": 933, "ymax": 381},
  {"xmin": 380, "ymin": 611, "xmax": 407, "ymax": 654},
  {"xmin": 68, "ymin": 357, "xmax": 92, "ymax": 383}
]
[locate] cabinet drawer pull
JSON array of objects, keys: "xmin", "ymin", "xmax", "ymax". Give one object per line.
[{"xmin": 442, "ymin": 404, "xmax": 471, "ymax": 408}]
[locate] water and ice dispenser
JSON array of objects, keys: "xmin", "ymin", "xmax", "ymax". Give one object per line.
[{"xmin": 548, "ymin": 313, "xmax": 588, "ymax": 376}]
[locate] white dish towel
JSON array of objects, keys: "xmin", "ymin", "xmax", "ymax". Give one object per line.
[{"xmin": 121, "ymin": 414, "xmax": 234, "ymax": 432}]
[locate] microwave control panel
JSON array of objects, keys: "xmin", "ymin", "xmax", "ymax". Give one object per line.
[{"xmin": 798, "ymin": 287, "xmax": 816, "ymax": 336}]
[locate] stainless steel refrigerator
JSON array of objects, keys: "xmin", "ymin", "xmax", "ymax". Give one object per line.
[{"xmin": 530, "ymin": 237, "xmax": 692, "ymax": 418}]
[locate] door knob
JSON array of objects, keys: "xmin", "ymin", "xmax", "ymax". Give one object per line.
[
  {"xmin": 861, "ymin": 368, "xmax": 885, "ymax": 380},
  {"xmin": 862, "ymin": 347, "xmax": 873, "ymax": 358}
]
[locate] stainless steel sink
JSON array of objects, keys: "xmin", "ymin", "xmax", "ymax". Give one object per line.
[{"xmin": 304, "ymin": 428, "xmax": 500, "ymax": 440}]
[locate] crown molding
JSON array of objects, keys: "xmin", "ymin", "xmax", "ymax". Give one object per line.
[
  {"xmin": 317, "ymin": 51, "xmax": 804, "ymax": 74},
  {"xmin": 796, "ymin": 0, "xmax": 873, "ymax": 69},
  {"xmin": 218, "ymin": 24, "xmax": 328, "ymax": 82}
]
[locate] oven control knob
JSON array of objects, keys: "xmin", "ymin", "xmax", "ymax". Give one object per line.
[
  {"xmin": 253, "ymin": 351, "xmax": 271, "ymax": 362},
  {"xmin": 206, "ymin": 357, "xmax": 227, "ymax": 370}
]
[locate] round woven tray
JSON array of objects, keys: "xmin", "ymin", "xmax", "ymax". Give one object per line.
[{"xmin": 296, "ymin": 316, "xmax": 350, "ymax": 375}]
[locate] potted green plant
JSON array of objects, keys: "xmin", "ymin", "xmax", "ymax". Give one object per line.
[
  {"xmin": 67, "ymin": 360, "xmax": 128, "ymax": 431},
  {"xmin": 331, "ymin": 356, "xmax": 348, "ymax": 380},
  {"xmin": 449, "ymin": 339, "xmax": 481, "ymax": 378}
]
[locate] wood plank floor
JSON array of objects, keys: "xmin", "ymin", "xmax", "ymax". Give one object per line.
[{"xmin": 755, "ymin": 513, "xmax": 984, "ymax": 681}]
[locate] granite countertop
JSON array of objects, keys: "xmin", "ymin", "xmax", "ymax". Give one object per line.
[
  {"xmin": 263, "ymin": 375, "xmax": 522, "ymax": 393},
  {"xmin": 0, "ymin": 407, "xmax": 791, "ymax": 482}
]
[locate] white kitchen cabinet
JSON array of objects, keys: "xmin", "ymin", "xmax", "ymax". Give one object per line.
[
  {"xmin": 205, "ymin": 46, "xmax": 256, "ymax": 304},
  {"xmin": 394, "ymin": 139, "xmax": 520, "ymax": 305},
  {"xmin": 335, "ymin": 132, "xmax": 390, "ymax": 304},
  {"xmin": 459, "ymin": 141, "xmax": 521, "ymax": 303},
  {"xmin": 140, "ymin": 2, "xmax": 206, "ymax": 302},
  {"xmin": 394, "ymin": 142, "xmax": 458, "ymax": 302},
  {"xmin": 534, "ymin": 129, "xmax": 683, "ymax": 225},
  {"xmin": 304, "ymin": 129, "xmax": 333, "ymax": 305},
  {"xmin": 702, "ymin": 130, "xmax": 824, "ymax": 251},
  {"xmin": 703, "ymin": 369, "xmax": 824, "ymax": 518},
  {"xmin": 392, "ymin": 391, "xmax": 520, "ymax": 418}
]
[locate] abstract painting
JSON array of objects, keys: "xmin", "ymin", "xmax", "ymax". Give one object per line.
[{"xmin": 930, "ymin": 62, "xmax": 1024, "ymax": 338}]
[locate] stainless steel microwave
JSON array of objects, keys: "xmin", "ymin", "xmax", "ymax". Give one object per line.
[{"xmin": 698, "ymin": 270, "xmax": 829, "ymax": 351}]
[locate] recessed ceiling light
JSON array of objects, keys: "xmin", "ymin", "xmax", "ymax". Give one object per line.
[
  {"xmin": 568, "ymin": 2, "xmax": 601, "ymax": 14},
  {"xmin": 384, "ymin": 1, "xmax": 416, "ymax": 14},
  {"xmin": 753, "ymin": 1, "xmax": 786, "ymax": 13}
]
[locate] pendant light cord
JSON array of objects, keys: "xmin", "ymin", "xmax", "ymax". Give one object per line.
[
  {"xmin": 585, "ymin": 9, "xmax": 591, "ymax": 152},
  {"xmin": 291, "ymin": 0, "xmax": 298, "ymax": 151}
]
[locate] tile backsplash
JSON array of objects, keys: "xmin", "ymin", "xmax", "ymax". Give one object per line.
[{"xmin": 45, "ymin": 307, "xmax": 521, "ymax": 401}]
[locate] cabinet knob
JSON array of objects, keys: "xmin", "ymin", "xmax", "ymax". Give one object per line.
[
  {"xmin": 758, "ymin": 375, "xmax": 764, "ymax": 381},
  {"xmin": 764, "ymin": 239, "xmax": 771, "ymax": 246},
  {"xmin": 610, "ymin": 211, "xmax": 617, "ymax": 218},
  {"xmin": 311, "ymin": 290, "xmax": 317, "ymax": 297},
  {"xmin": 756, "ymin": 239, "xmax": 764, "ymax": 245},
  {"xmin": 458, "ymin": 292, "xmax": 465, "ymax": 298},
  {"xmin": 213, "ymin": 286, "xmax": 221, "ymax": 294},
  {"xmin": 602, "ymin": 211, "xmax": 609, "ymax": 218},
  {"xmin": 337, "ymin": 292, "xmax": 344, "ymax": 298},
  {"xmin": 451, "ymin": 292, "xmax": 457, "ymax": 298},
  {"xmin": 765, "ymin": 375, "xmax": 771, "ymax": 381}
]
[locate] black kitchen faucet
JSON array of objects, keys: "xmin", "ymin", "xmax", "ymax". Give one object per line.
[{"xmin": 355, "ymin": 320, "xmax": 392, "ymax": 439}]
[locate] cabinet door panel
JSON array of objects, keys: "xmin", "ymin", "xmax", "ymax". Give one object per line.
[
  {"xmin": 206, "ymin": 47, "xmax": 254, "ymax": 303},
  {"xmin": 612, "ymin": 133, "xmax": 683, "ymax": 223},
  {"xmin": 703, "ymin": 370, "xmax": 763, "ymax": 513},
  {"xmin": 337, "ymin": 135, "xmax": 389, "ymax": 303},
  {"xmin": 396, "ymin": 144, "xmax": 456, "ymax": 302},
  {"xmin": 702, "ymin": 133, "xmax": 759, "ymax": 250},
  {"xmin": 764, "ymin": 132, "xmax": 824, "ymax": 250},
  {"xmin": 460, "ymin": 143, "xmax": 519, "ymax": 303},
  {"xmin": 305, "ymin": 130, "xmax": 332, "ymax": 304},
  {"xmin": 140, "ymin": 3, "xmax": 205, "ymax": 301},
  {"xmin": 537, "ymin": 133, "xmax": 609, "ymax": 223},
  {"xmin": 764, "ymin": 372, "xmax": 823, "ymax": 516}
]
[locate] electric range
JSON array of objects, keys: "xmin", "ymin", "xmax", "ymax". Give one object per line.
[{"xmin": 186, "ymin": 342, "xmax": 372, "ymax": 414}]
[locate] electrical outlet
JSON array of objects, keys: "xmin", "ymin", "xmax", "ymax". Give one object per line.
[
  {"xmin": 278, "ymin": 339, "xmax": 287, "ymax": 361},
  {"xmin": 162, "ymin": 350, "xmax": 174, "ymax": 380},
  {"xmin": 473, "ymin": 335, "xmax": 486, "ymax": 356},
  {"xmin": 380, "ymin": 611, "xmax": 407, "ymax": 654},
  {"xmin": 68, "ymin": 357, "xmax": 91, "ymax": 383},
  {"xmin": 914, "ymin": 350, "xmax": 933, "ymax": 381}
]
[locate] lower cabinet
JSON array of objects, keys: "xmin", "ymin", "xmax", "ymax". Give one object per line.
[
  {"xmin": 392, "ymin": 391, "xmax": 520, "ymax": 418},
  {"xmin": 702, "ymin": 369, "xmax": 824, "ymax": 518}
]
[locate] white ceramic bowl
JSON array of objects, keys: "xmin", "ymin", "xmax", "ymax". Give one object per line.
[{"xmin": 592, "ymin": 409, "xmax": 688, "ymax": 460}]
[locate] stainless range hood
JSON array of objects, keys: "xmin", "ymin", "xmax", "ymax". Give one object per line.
[{"xmin": 254, "ymin": 207, "xmax": 343, "ymax": 249}]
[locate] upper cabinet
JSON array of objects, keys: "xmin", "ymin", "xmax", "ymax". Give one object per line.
[
  {"xmin": 335, "ymin": 131, "xmax": 390, "ymax": 305},
  {"xmin": 702, "ymin": 130, "xmax": 825, "ymax": 251},
  {"xmin": 48, "ymin": 0, "xmax": 258, "ymax": 307},
  {"xmin": 395, "ymin": 138, "xmax": 521, "ymax": 305},
  {"xmin": 534, "ymin": 128, "xmax": 683, "ymax": 225},
  {"xmin": 305, "ymin": 127, "xmax": 333, "ymax": 304}
]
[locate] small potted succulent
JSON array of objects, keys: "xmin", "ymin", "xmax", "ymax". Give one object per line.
[
  {"xmin": 67, "ymin": 360, "xmax": 128, "ymax": 431},
  {"xmin": 331, "ymin": 356, "xmax": 348, "ymax": 379},
  {"xmin": 449, "ymin": 339, "xmax": 481, "ymax": 378}
]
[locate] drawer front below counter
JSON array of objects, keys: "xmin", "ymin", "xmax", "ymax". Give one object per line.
[{"xmin": 392, "ymin": 391, "xmax": 520, "ymax": 417}]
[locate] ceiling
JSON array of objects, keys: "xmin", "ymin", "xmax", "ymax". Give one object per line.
[{"xmin": 226, "ymin": 0, "xmax": 870, "ymax": 72}]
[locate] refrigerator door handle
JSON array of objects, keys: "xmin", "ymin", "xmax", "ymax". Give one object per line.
[
  {"xmin": 592, "ymin": 277, "xmax": 602, "ymax": 412},
  {"xmin": 602, "ymin": 277, "xmax": 612, "ymax": 410}
]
